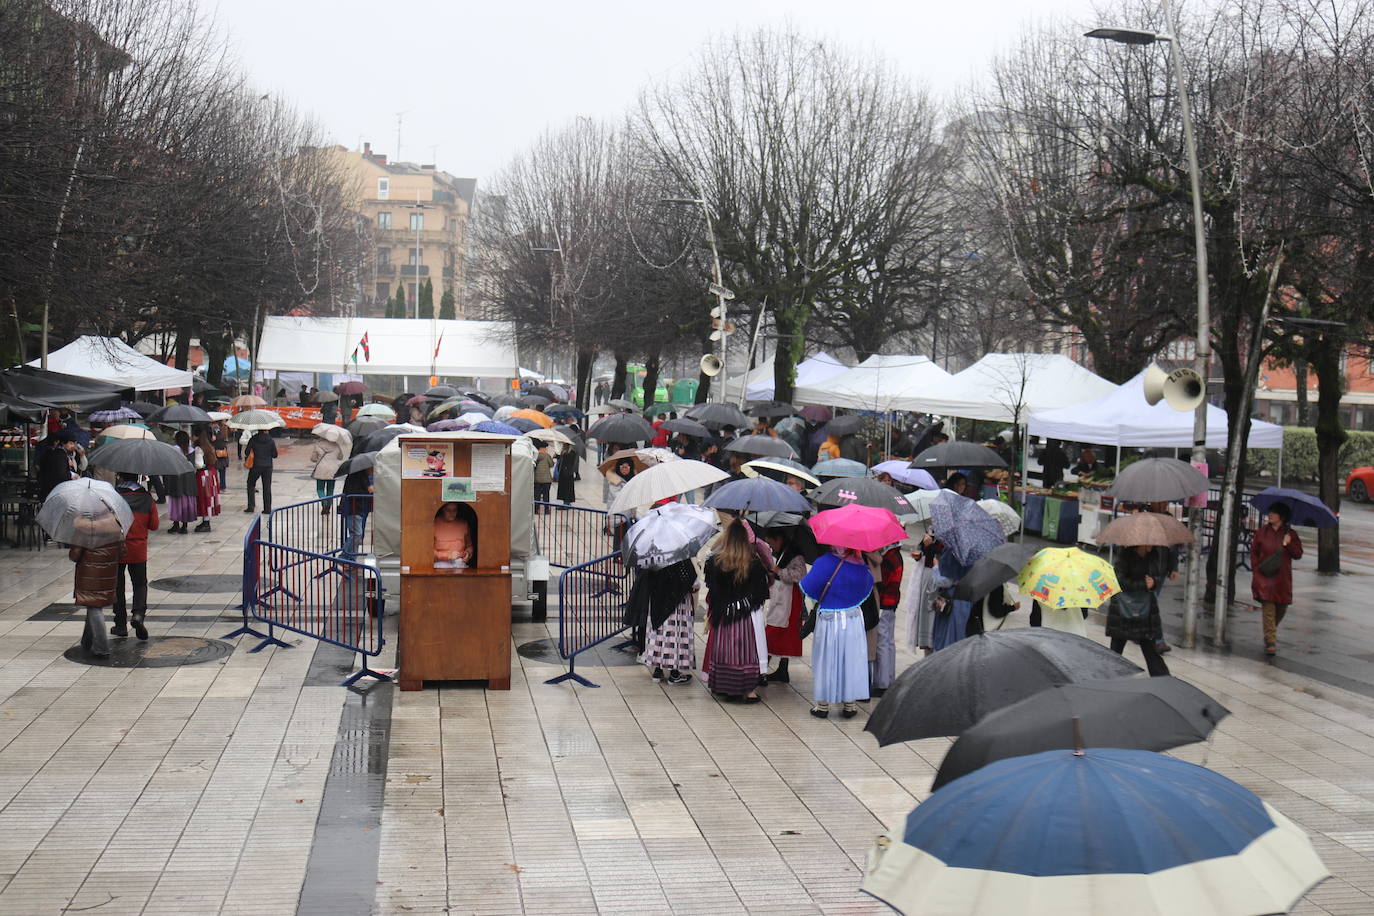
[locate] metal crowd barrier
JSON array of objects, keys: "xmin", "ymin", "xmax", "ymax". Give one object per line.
[
  {"xmin": 234, "ymin": 496, "xmax": 387, "ymax": 687},
  {"xmin": 530, "ymin": 500, "xmax": 623, "ymax": 569},
  {"xmin": 545, "ymin": 550, "xmax": 633, "ymax": 688}
]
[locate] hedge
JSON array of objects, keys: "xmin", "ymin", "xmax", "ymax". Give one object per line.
[{"xmin": 1246, "ymin": 426, "xmax": 1374, "ymax": 482}]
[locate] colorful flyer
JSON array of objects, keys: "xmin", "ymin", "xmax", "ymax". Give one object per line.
[
  {"xmin": 401, "ymin": 441, "xmax": 453, "ymax": 479},
  {"xmin": 441, "ymin": 476, "xmax": 475, "ymax": 501}
]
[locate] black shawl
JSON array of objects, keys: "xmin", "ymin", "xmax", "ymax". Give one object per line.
[
  {"xmin": 703, "ymin": 555, "xmax": 769, "ymax": 627},
  {"xmin": 623, "ymin": 559, "xmax": 697, "ymax": 632}
]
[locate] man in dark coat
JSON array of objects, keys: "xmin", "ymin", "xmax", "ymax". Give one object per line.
[
  {"xmin": 245, "ymin": 429, "xmax": 278, "ymax": 513},
  {"xmin": 113, "ymin": 473, "xmax": 159, "ymax": 640},
  {"xmin": 1039, "ymin": 440, "xmax": 1069, "ymax": 489},
  {"xmin": 1106, "ymin": 545, "xmax": 1170, "ymax": 676}
]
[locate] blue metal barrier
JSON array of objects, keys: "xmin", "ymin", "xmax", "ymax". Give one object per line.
[
  {"xmin": 237, "ymin": 495, "xmax": 387, "ymax": 687},
  {"xmin": 545, "ymin": 551, "xmax": 633, "ymax": 688},
  {"xmin": 531, "ymin": 500, "xmax": 624, "ymax": 569}
]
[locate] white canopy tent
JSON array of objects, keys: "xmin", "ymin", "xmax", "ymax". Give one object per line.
[
  {"xmin": 1028, "ymin": 370, "xmax": 1285, "ymax": 449},
  {"xmin": 722, "ymin": 351, "xmax": 848, "ymax": 402},
  {"xmin": 29, "ymin": 335, "xmax": 193, "ymax": 391},
  {"xmin": 792, "ymin": 354, "xmax": 951, "ymax": 412},
  {"xmin": 915, "ymin": 354, "xmax": 1118, "ymax": 424},
  {"xmin": 255, "ymin": 317, "xmax": 519, "ymax": 377}
]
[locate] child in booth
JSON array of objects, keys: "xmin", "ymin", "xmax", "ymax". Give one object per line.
[{"xmin": 433, "ymin": 502, "xmax": 475, "ymax": 569}]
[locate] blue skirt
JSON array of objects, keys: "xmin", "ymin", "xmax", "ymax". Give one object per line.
[
  {"xmin": 931, "ymin": 599, "xmax": 972, "ymax": 652},
  {"xmin": 811, "ymin": 608, "xmax": 869, "ymax": 703}
]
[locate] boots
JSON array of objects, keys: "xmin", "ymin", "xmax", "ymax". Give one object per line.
[
  {"xmin": 131, "ymin": 611, "xmax": 148, "ymax": 641},
  {"xmin": 194, "ymin": 520, "xmax": 211, "ymax": 532},
  {"xmin": 110, "ymin": 609, "xmax": 128, "ymax": 638}
]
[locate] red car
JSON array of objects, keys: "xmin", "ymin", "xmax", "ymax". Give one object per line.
[{"xmin": 1347, "ymin": 466, "xmax": 1374, "ymax": 502}]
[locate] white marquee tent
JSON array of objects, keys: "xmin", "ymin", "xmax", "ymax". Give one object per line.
[
  {"xmin": 255, "ymin": 317, "xmax": 519, "ymax": 377},
  {"xmin": 29, "ymin": 335, "xmax": 193, "ymax": 391},
  {"xmin": 722, "ymin": 352, "xmax": 848, "ymax": 402},
  {"xmin": 1028, "ymin": 370, "xmax": 1285, "ymax": 449},
  {"xmin": 915, "ymin": 354, "xmax": 1119, "ymax": 423},
  {"xmin": 793, "ymin": 354, "xmax": 952, "ymax": 412}
]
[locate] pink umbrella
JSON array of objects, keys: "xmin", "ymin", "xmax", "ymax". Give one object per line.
[{"xmin": 808, "ymin": 504, "xmax": 906, "ymax": 552}]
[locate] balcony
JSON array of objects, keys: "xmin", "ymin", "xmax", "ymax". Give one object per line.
[
  {"xmin": 400, "ymin": 265, "xmax": 429, "ymax": 277},
  {"xmin": 375, "ymin": 263, "xmax": 396, "ymax": 277}
]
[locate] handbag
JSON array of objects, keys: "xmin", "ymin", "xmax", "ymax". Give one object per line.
[
  {"xmin": 244, "ymin": 450, "xmax": 255, "ymax": 470},
  {"xmin": 1257, "ymin": 549, "xmax": 1282, "ymax": 578},
  {"xmin": 215, "ymin": 447, "xmax": 228, "ymax": 460},
  {"xmin": 1113, "ymin": 590, "xmax": 1153, "ymax": 621}
]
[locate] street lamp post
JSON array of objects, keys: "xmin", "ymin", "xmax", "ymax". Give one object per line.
[
  {"xmin": 1089, "ymin": 0, "xmax": 1211, "ymax": 649},
  {"xmin": 403, "ymin": 195, "xmax": 433, "ymax": 318},
  {"xmin": 663, "ymin": 197, "xmax": 732, "ymax": 403}
]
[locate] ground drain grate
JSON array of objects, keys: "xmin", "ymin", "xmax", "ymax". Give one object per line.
[{"xmin": 63, "ymin": 635, "xmax": 234, "ymax": 668}]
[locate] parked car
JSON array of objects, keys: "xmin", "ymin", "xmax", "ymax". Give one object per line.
[{"xmin": 1346, "ymin": 466, "xmax": 1374, "ymax": 502}]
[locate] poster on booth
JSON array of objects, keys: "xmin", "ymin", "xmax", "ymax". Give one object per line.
[{"xmin": 401, "ymin": 442, "xmax": 453, "ymax": 479}]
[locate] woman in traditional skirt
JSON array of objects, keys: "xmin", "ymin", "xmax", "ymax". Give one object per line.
[
  {"xmin": 192, "ymin": 427, "xmax": 221, "ymax": 532},
  {"xmin": 702, "ymin": 518, "xmax": 770, "ymax": 702},
  {"xmin": 801, "ymin": 548, "xmax": 875, "ymax": 718},
  {"xmin": 761, "ymin": 528, "xmax": 807, "ymax": 684},
  {"xmin": 868, "ymin": 545, "xmax": 904, "ymax": 697},
  {"xmin": 166, "ymin": 430, "xmax": 200, "ymax": 534},
  {"xmin": 629, "ymin": 559, "xmax": 699, "ymax": 685}
]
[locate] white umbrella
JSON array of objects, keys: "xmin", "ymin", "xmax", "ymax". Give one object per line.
[
  {"xmin": 622, "ymin": 502, "xmax": 720, "ymax": 569},
  {"xmin": 357, "ymin": 402, "xmax": 396, "ymax": 419},
  {"xmin": 311, "ymin": 423, "xmax": 352, "ymax": 450},
  {"xmin": 206, "ymin": 411, "xmax": 232, "ymax": 422},
  {"xmin": 608, "ymin": 460, "xmax": 730, "ymax": 515},
  {"xmin": 493, "ymin": 405, "xmax": 519, "ymax": 421},
  {"xmin": 525, "ymin": 427, "xmax": 574, "ymax": 453},
  {"xmin": 976, "ymin": 499, "xmax": 1022, "ymax": 537},
  {"xmin": 97, "ymin": 424, "xmax": 155, "ymax": 441},
  {"xmin": 458, "ymin": 411, "xmax": 491, "ymax": 426},
  {"xmin": 636, "ymin": 447, "xmax": 679, "ymax": 465},
  {"xmin": 741, "ymin": 457, "xmax": 821, "ymax": 488},
  {"xmin": 229, "ymin": 410, "xmax": 286, "ymax": 431},
  {"xmin": 37, "ymin": 478, "xmax": 133, "ymax": 547},
  {"xmin": 903, "ymin": 488, "xmax": 942, "ymax": 522}
]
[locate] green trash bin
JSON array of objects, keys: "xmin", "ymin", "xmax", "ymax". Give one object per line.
[
  {"xmin": 1042, "ymin": 497, "xmax": 1063, "ymax": 541},
  {"xmin": 671, "ymin": 378, "xmax": 698, "ymax": 405}
]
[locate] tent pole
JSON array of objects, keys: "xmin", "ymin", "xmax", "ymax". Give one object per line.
[{"xmin": 1277, "ymin": 444, "xmax": 1284, "ymax": 488}]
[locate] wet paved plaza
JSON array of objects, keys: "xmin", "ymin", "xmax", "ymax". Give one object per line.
[{"xmin": 0, "ymin": 443, "xmax": 1372, "ymax": 914}]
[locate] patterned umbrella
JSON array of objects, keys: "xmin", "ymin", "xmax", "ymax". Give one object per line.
[
  {"xmin": 929, "ymin": 490, "xmax": 1006, "ymax": 566},
  {"xmin": 1017, "ymin": 547, "xmax": 1120, "ymax": 610},
  {"xmin": 975, "ymin": 498, "xmax": 1022, "ymax": 537},
  {"xmin": 89, "ymin": 407, "xmax": 142, "ymax": 423},
  {"xmin": 622, "ymin": 503, "xmax": 720, "ymax": 569},
  {"xmin": 426, "ymin": 419, "xmax": 469, "ymax": 432},
  {"xmin": 470, "ymin": 421, "xmax": 522, "ymax": 436},
  {"xmin": 814, "ymin": 476, "xmax": 909, "ymax": 515}
]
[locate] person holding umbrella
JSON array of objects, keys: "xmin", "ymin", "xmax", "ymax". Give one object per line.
[
  {"xmin": 112, "ymin": 473, "xmax": 158, "ymax": 640},
  {"xmin": 702, "ymin": 517, "xmax": 771, "ymax": 703},
  {"xmin": 309, "ymin": 424, "xmax": 350, "ymax": 513},
  {"xmin": 1251, "ymin": 501, "xmax": 1303, "ymax": 657},
  {"xmin": 631, "ymin": 558, "xmax": 699, "ymax": 686},
  {"xmin": 1107, "ymin": 544, "xmax": 1172, "ymax": 676},
  {"xmin": 191, "ymin": 426, "xmax": 221, "ymax": 532},
  {"xmin": 166, "ymin": 431, "xmax": 200, "ymax": 534},
  {"xmin": 760, "ymin": 526, "xmax": 808, "ymax": 684},
  {"xmin": 38, "ymin": 480, "xmax": 133, "ymax": 658},
  {"xmin": 244, "ymin": 427, "xmax": 278, "ymax": 513}
]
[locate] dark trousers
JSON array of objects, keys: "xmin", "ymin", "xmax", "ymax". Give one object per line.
[
  {"xmin": 150, "ymin": 474, "xmax": 167, "ymax": 501},
  {"xmin": 113, "ymin": 562, "xmax": 148, "ymax": 619},
  {"xmin": 1110, "ymin": 637, "xmax": 1170, "ymax": 677},
  {"xmin": 534, "ymin": 482, "xmax": 551, "ymax": 513},
  {"xmin": 247, "ymin": 467, "xmax": 273, "ymax": 512}
]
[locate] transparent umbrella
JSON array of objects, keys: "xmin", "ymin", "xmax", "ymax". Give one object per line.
[{"xmin": 37, "ymin": 478, "xmax": 133, "ymax": 547}]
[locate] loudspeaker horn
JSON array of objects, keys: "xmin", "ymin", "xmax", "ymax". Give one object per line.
[
  {"xmin": 700, "ymin": 354, "xmax": 723, "ymax": 377},
  {"xmin": 1143, "ymin": 363, "xmax": 1205, "ymax": 411}
]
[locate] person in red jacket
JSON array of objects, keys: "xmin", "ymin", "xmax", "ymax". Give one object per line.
[
  {"xmin": 1251, "ymin": 502, "xmax": 1303, "ymax": 657},
  {"xmin": 113, "ymin": 473, "xmax": 159, "ymax": 640}
]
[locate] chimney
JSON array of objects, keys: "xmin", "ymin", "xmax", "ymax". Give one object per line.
[{"xmin": 363, "ymin": 141, "xmax": 371, "ymax": 156}]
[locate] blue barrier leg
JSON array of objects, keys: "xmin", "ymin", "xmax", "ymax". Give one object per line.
[
  {"xmin": 544, "ymin": 655, "xmax": 599, "ymax": 688},
  {"xmin": 222, "ymin": 604, "xmax": 272, "ymax": 641},
  {"xmin": 249, "ymin": 622, "xmax": 293, "ymax": 653},
  {"xmin": 342, "ymin": 653, "xmax": 392, "ymax": 687}
]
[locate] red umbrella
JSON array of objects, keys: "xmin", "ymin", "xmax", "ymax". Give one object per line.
[
  {"xmin": 335, "ymin": 381, "xmax": 367, "ymax": 396},
  {"xmin": 799, "ymin": 404, "xmax": 833, "ymax": 423},
  {"xmin": 808, "ymin": 504, "xmax": 906, "ymax": 552}
]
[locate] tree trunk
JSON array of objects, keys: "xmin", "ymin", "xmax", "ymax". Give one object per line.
[
  {"xmin": 574, "ymin": 346, "xmax": 596, "ymax": 413},
  {"xmin": 1294, "ymin": 357, "xmax": 1309, "ymax": 426},
  {"xmin": 174, "ymin": 322, "xmax": 194, "ymax": 372},
  {"xmin": 610, "ymin": 352, "xmax": 629, "ymax": 400},
  {"xmin": 641, "ymin": 346, "xmax": 662, "ymax": 412},
  {"xmin": 771, "ymin": 301, "xmax": 810, "ymax": 404},
  {"xmin": 205, "ymin": 331, "xmax": 227, "ymax": 387},
  {"xmin": 1311, "ymin": 340, "xmax": 1346, "ymax": 573}
]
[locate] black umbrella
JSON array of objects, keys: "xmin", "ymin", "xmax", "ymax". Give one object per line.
[
  {"xmin": 1105, "ymin": 458, "xmax": 1209, "ymax": 503},
  {"xmin": 723, "ymin": 434, "xmax": 796, "ymax": 459},
  {"xmin": 703, "ymin": 476, "xmax": 813, "ymax": 514},
  {"xmin": 147, "ymin": 404, "xmax": 214, "ymax": 425},
  {"xmin": 425, "ymin": 385, "xmax": 459, "ymax": 398},
  {"xmin": 347, "ymin": 416, "xmax": 388, "ymax": 437},
  {"xmin": 685, "ymin": 402, "xmax": 749, "ymax": 429},
  {"xmin": 507, "ymin": 417, "xmax": 542, "ymax": 433},
  {"xmin": 488, "ymin": 393, "xmax": 521, "ymax": 408},
  {"xmin": 824, "ymin": 414, "xmax": 864, "ymax": 436},
  {"xmin": 747, "ymin": 510, "xmax": 825, "ymax": 562},
  {"xmin": 190, "ymin": 376, "xmax": 216, "ymax": 393},
  {"xmin": 129, "ymin": 401, "xmax": 163, "ymax": 418},
  {"xmin": 813, "ymin": 476, "xmax": 909, "ymax": 514},
  {"xmin": 310, "ymin": 390, "xmax": 340, "ymax": 403},
  {"xmin": 953, "ymin": 542, "xmax": 1040, "ymax": 602},
  {"xmin": 910, "ymin": 440, "xmax": 1008, "ymax": 471},
  {"xmin": 660, "ymin": 417, "xmax": 709, "ymax": 438},
  {"xmin": 334, "ymin": 451, "xmax": 379, "ymax": 478},
  {"xmin": 747, "ymin": 400, "xmax": 797, "ymax": 419},
  {"xmin": 931, "ymin": 677, "xmax": 1230, "ymax": 790},
  {"xmin": 458, "ymin": 388, "xmax": 494, "ymax": 407},
  {"xmin": 520, "ymin": 394, "xmax": 552, "ymax": 409},
  {"xmin": 526, "ymin": 385, "xmax": 558, "ymax": 401},
  {"xmin": 586, "ymin": 413, "xmax": 656, "ymax": 443},
  {"xmin": 864, "ymin": 629, "xmax": 1141, "ymax": 744},
  {"xmin": 87, "ymin": 438, "xmax": 194, "ymax": 476},
  {"xmin": 361, "ymin": 426, "xmax": 411, "ymax": 453}
]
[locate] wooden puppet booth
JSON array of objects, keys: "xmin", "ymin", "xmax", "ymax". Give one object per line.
[{"xmin": 396, "ymin": 435, "xmax": 513, "ymax": 690}]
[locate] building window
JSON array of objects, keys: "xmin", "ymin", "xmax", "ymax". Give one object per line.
[
  {"xmin": 377, "ymin": 177, "xmax": 389, "ymax": 200},
  {"xmin": 377, "ymin": 212, "xmax": 392, "ymax": 229},
  {"xmin": 377, "ymin": 248, "xmax": 390, "ymax": 267},
  {"xmin": 375, "ymin": 282, "xmax": 389, "ymax": 303},
  {"xmin": 409, "ymin": 249, "xmax": 423, "ymax": 266},
  {"xmin": 409, "ymin": 212, "xmax": 424, "ymax": 231},
  {"xmin": 407, "ymin": 283, "xmax": 417, "ymax": 305}
]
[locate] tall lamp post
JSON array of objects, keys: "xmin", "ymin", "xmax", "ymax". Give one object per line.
[
  {"xmin": 403, "ymin": 195, "xmax": 433, "ymax": 319},
  {"xmin": 662, "ymin": 196, "xmax": 733, "ymax": 403},
  {"xmin": 1089, "ymin": 2, "xmax": 1211, "ymax": 649}
]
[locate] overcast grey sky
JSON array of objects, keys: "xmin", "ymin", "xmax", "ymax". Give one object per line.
[{"xmin": 212, "ymin": 0, "xmax": 1104, "ymax": 183}]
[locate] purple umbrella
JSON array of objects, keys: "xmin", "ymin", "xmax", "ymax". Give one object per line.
[
  {"xmin": 427, "ymin": 419, "xmax": 469, "ymax": 432},
  {"xmin": 871, "ymin": 461, "xmax": 939, "ymax": 490},
  {"xmin": 471, "ymin": 420, "xmax": 522, "ymax": 436},
  {"xmin": 799, "ymin": 405, "xmax": 833, "ymax": 423},
  {"xmin": 89, "ymin": 407, "xmax": 142, "ymax": 423},
  {"xmin": 930, "ymin": 489, "xmax": 1006, "ymax": 566}
]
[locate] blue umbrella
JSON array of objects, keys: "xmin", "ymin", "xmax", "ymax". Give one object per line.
[
  {"xmin": 470, "ymin": 420, "xmax": 522, "ymax": 436},
  {"xmin": 862, "ymin": 747, "xmax": 1329, "ymax": 916},
  {"xmin": 929, "ymin": 489, "xmax": 1005, "ymax": 566},
  {"xmin": 506, "ymin": 417, "xmax": 542, "ymax": 433},
  {"xmin": 1251, "ymin": 487, "xmax": 1338, "ymax": 528},
  {"xmin": 703, "ymin": 476, "xmax": 812, "ymax": 514},
  {"xmin": 811, "ymin": 458, "xmax": 869, "ymax": 478}
]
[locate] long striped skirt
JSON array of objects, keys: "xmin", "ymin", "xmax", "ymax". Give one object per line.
[
  {"xmin": 642, "ymin": 596, "xmax": 695, "ymax": 673},
  {"xmin": 812, "ymin": 608, "xmax": 870, "ymax": 704},
  {"xmin": 705, "ymin": 613, "xmax": 761, "ymax": 696},
  {"xmin": 165, "ymin": 471, "xmax": 198, "ymax": 524},
  {"xmin": 195, "ymin": 468, "xmax": 221, "ymax": 518}
]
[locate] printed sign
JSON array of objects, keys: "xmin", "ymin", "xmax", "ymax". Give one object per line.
[
  {"xmin": 401, "ymin": 442, "xmax": 453, "ymax": 479},
  {"xmin": 441, "ymin": 477, "xmax": 475, "ymax": 502}
]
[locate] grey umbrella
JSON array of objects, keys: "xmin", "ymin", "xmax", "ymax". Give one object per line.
[
  {"xmin": 685, "ymin": 402, "xmax": 750, "ymax": 428},
  {"xmin": 824, "ymin": 414, "xmax": 864, "ymax": 436},
  {"xmin": 953, "ymin": 542, "xmax": 1040, "ymax": 602},
  {"xmin": 747, "ymin": 400, "xmax": 797, "ymax": 418},
  {"xmin": 813, "ymin": 476, "xmax": 909, "ymax": 514},
  {"xmin": 37, "ymin": 478, "xmax": 133, "ymax": 547},
  {"xmin": 586, "ymin": 413, "xmax": 656, "ymax": 443},
  {"xmin": 334, "ymin": 451, "xmax": 379, "ymax": 478},
  {"xmin": 864, "ymin": 628, "xmax": 1142, "ymax": 744},
  {"xmin": 147, "ymin": 403, "xmax": 214, "ymax": 425},
  {"xmin": 660, "ymin": 417, "xmax": 709, "ymax": 438},
  {"xmin": 703, "ymin": 476, "xmax": 813, "ymax": 514},
  {"xmin": 1106, "ymin": 458, "xmax": 1209, "ymax": 503},
  {"xmin": 724, "ymin": 434, "xmax": 796, "ymax": 459},
  {"xmin": 607, "ymin": 398, "xmax": 637, "ymax": 410},
  {"xmin": 347, "ymin": 416, "xmax": 389, "ymax": 437},
  {"xmin": 911, "ymin": 440, "xmax": 1008, "ymax": 471},
  {"xmin": 931, "ymin": 676, "xmax": 1229, "ymax": 789},
  {"xmin": 87, "ymin": 438, "xmax": 194, "ymax": 476}
]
